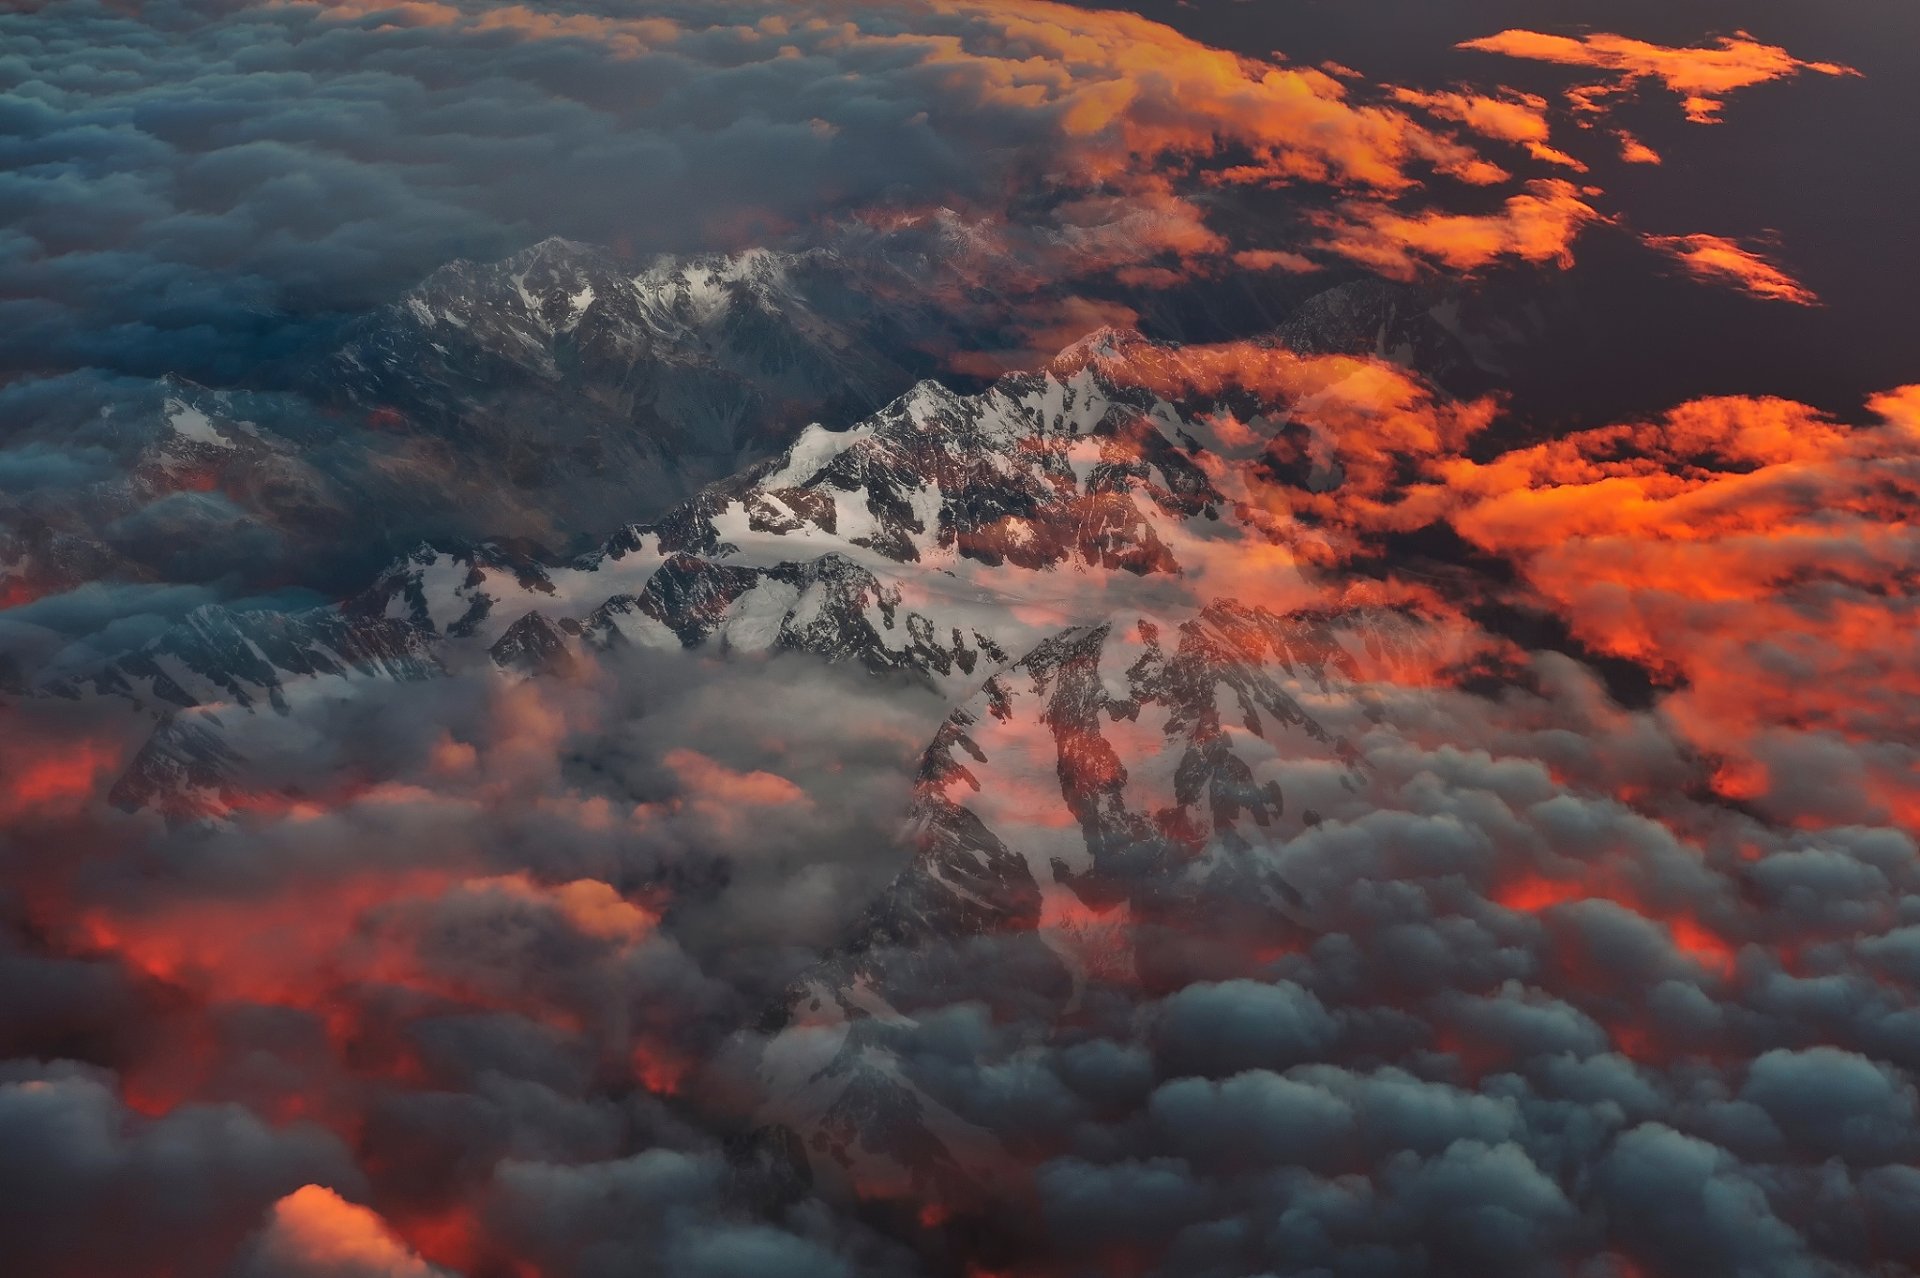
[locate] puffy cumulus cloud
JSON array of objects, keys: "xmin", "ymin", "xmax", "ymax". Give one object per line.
[
  {"xmin": 234, "ymin": 1184, "xmax": 450, "ymax": 1278},
  {"xmin": 481, "ymin": 1139, "xmax": 920, "ymax": 1278},
  {"xmin": 1152, "ymin": 978, "xmax": 1338, "ymax": 1077},
  {"xmin": 1643, "ymin": 233, "xmax": 1819, "ymax": 305},
  {"xmin": 325, "ymin": 0, "xmax": 1497, "ymax": 192},
  {"xmin": 722, "ymin": 651, "xmax": 1920, "ymax": 1274},
  {"xmin": 1593, "ymin": 1123, "xmax": 1815, "ymax": 1276},
  {"xmin": 1459, "ymin": 28, "xmax": 1860, "ymax": 124},
  {"xmin": 1741, "ymin": 1047, "xmax": 1918, "ymax": 1162}
]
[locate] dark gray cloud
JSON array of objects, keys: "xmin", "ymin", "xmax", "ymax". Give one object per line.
[
  {"xmin": 0, "ymin": 1061, "xmax": 359, "ymax": 1278},
  {"xmin": 0, "ymin": 0, "xmax": 1057, "ymax": 384},
  {"xmin": 1153, "ymin": 978, "xmax": 1339, "ymax": 1078}
]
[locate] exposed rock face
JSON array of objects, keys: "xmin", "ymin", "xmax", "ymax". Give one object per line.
[
  {"xmin": 56, "ymin": 330, "xmax": 1249, "ymax": 711},
  {"xmin": 488, "ymin": 611, "xmax": 583, "ymax": 680},
  {"xmin": 46, "ymin": 604, "xmax": 442, "ymax": 714}
]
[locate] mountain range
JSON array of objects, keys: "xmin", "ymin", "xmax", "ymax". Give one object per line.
[
  {"xmin": 0, "ymin": 229, "xmax": 1497, "ymax": 628},
  {"xmin": 11, "ymin": 237, "xmax": 1488, "ymax": 1197}
]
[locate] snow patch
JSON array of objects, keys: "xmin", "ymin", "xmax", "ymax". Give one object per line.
[
  {"xmin": 763, "ymin": 422, "xmax": 868, "ymax": 489},
  {"xmin": 165, "ymin": 399, "xmax": 232, "ymax": 450}
]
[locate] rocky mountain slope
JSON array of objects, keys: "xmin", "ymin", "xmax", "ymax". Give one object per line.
[
  {"xmin": 322, "ymin": 236, "xmax": 982, "ymax": 532},
  {"xmin": 0, "ymin": 234, "xmax": 986, "ymax": 630},
  {"xmin": 62, "ymin": 328, "xmax": 1374, "ymax": 817}
]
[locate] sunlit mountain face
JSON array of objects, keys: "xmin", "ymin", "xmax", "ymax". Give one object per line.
[{"xmin": 3, "ymin": 3, "xmax": 1917, "ymax": 1276}]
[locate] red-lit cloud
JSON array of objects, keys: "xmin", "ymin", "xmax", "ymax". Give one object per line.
[
  {"xmin": 1053, "ymin": 333, "xmax": 1918, "ymax": 835},
  {"xmin": 0, "ymin": 730, "xmax": 119, "ymax": 823},
  {"xmin": 1347, "ymin": 386, "xmax": 1917, "ymax": 831}
]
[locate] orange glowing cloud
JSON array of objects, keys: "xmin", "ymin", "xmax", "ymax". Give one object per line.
[
  {"xmin": 945, "ymin": 294, "xmax": 1144, "ymax": 380},
  {"xmin": 661, "ymin": 747, "xmax": 807, "ymax": 809},
  {"xmin": 324, "ymin": 0, "xmax": 1501, "ymax": 197},
  {"xmin": 1615, "ymin": 131, "xmax": 1662, "ymax": 164},
  {"xmin": 188, "ymin": 871, "xmax": 642, "ymax": 997},
  {"xmin": 1314, "ymin": 178, "xmax": 1604, "ymax": 279},
  {"xmin": 1050, "ymin": 330, "xmax": 1498, "ymax": 569},
  {"xmin": 1377, "ymin": 387, "xmax": 1920, "ymax": 830},
  {"xmin": 1052, "ymin": 331, "xmax": 1489, "ymax": 453},
  {"xmin": 1390, "ymin": 87, "xmax": 1586, "ymax": 170},
  {"xmin": 66, "ymin": 865, "xmax": 665, "ymax": 1120},
  {"xmin": 247, "ymin": 1185, "xmax": 447, "ymax": 1278},
  {"xmin": 1232, "ymin": 248, "xmax": 1319, "ymax": 274},
  {"xmin": 905, "ymin": 0, "xmax": 1499, "ymax": 192},
  {"xmin": 309, "ymin": 0, "xmax": 1611, "ymax": 294},
  {"xmin": 1459, "ymin": 28, "xmax": 1858, "ymax": 123},
  {"xmin": 1643, "ymin": 233, "xmax": 1819, "ymax": 304},
  {"xmin": 1867, "ymin": 384, "xmax": 1920, "ymax": 437}
]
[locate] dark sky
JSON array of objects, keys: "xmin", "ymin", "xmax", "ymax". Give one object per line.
[{"xmin": 1083, "ymin": 0, "xmax": 1920, "ymax": 417}]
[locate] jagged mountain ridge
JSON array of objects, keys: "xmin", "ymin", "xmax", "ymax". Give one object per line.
[
  {"xmin": 0, "ymin": 233, "xmax": 991, "ymax": 624},
  {"xmin": 0, "ymin": 230, "xmax": 1502, "ymax": 639},
  {"xmin": 76, "ymin": 329, "xmax": 1375, "ymax": 820}
]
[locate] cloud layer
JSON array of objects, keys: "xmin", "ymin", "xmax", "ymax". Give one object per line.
[{"xmin": 0, "ymin": 5, "xmax": 1905, "ymax": 1277}]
